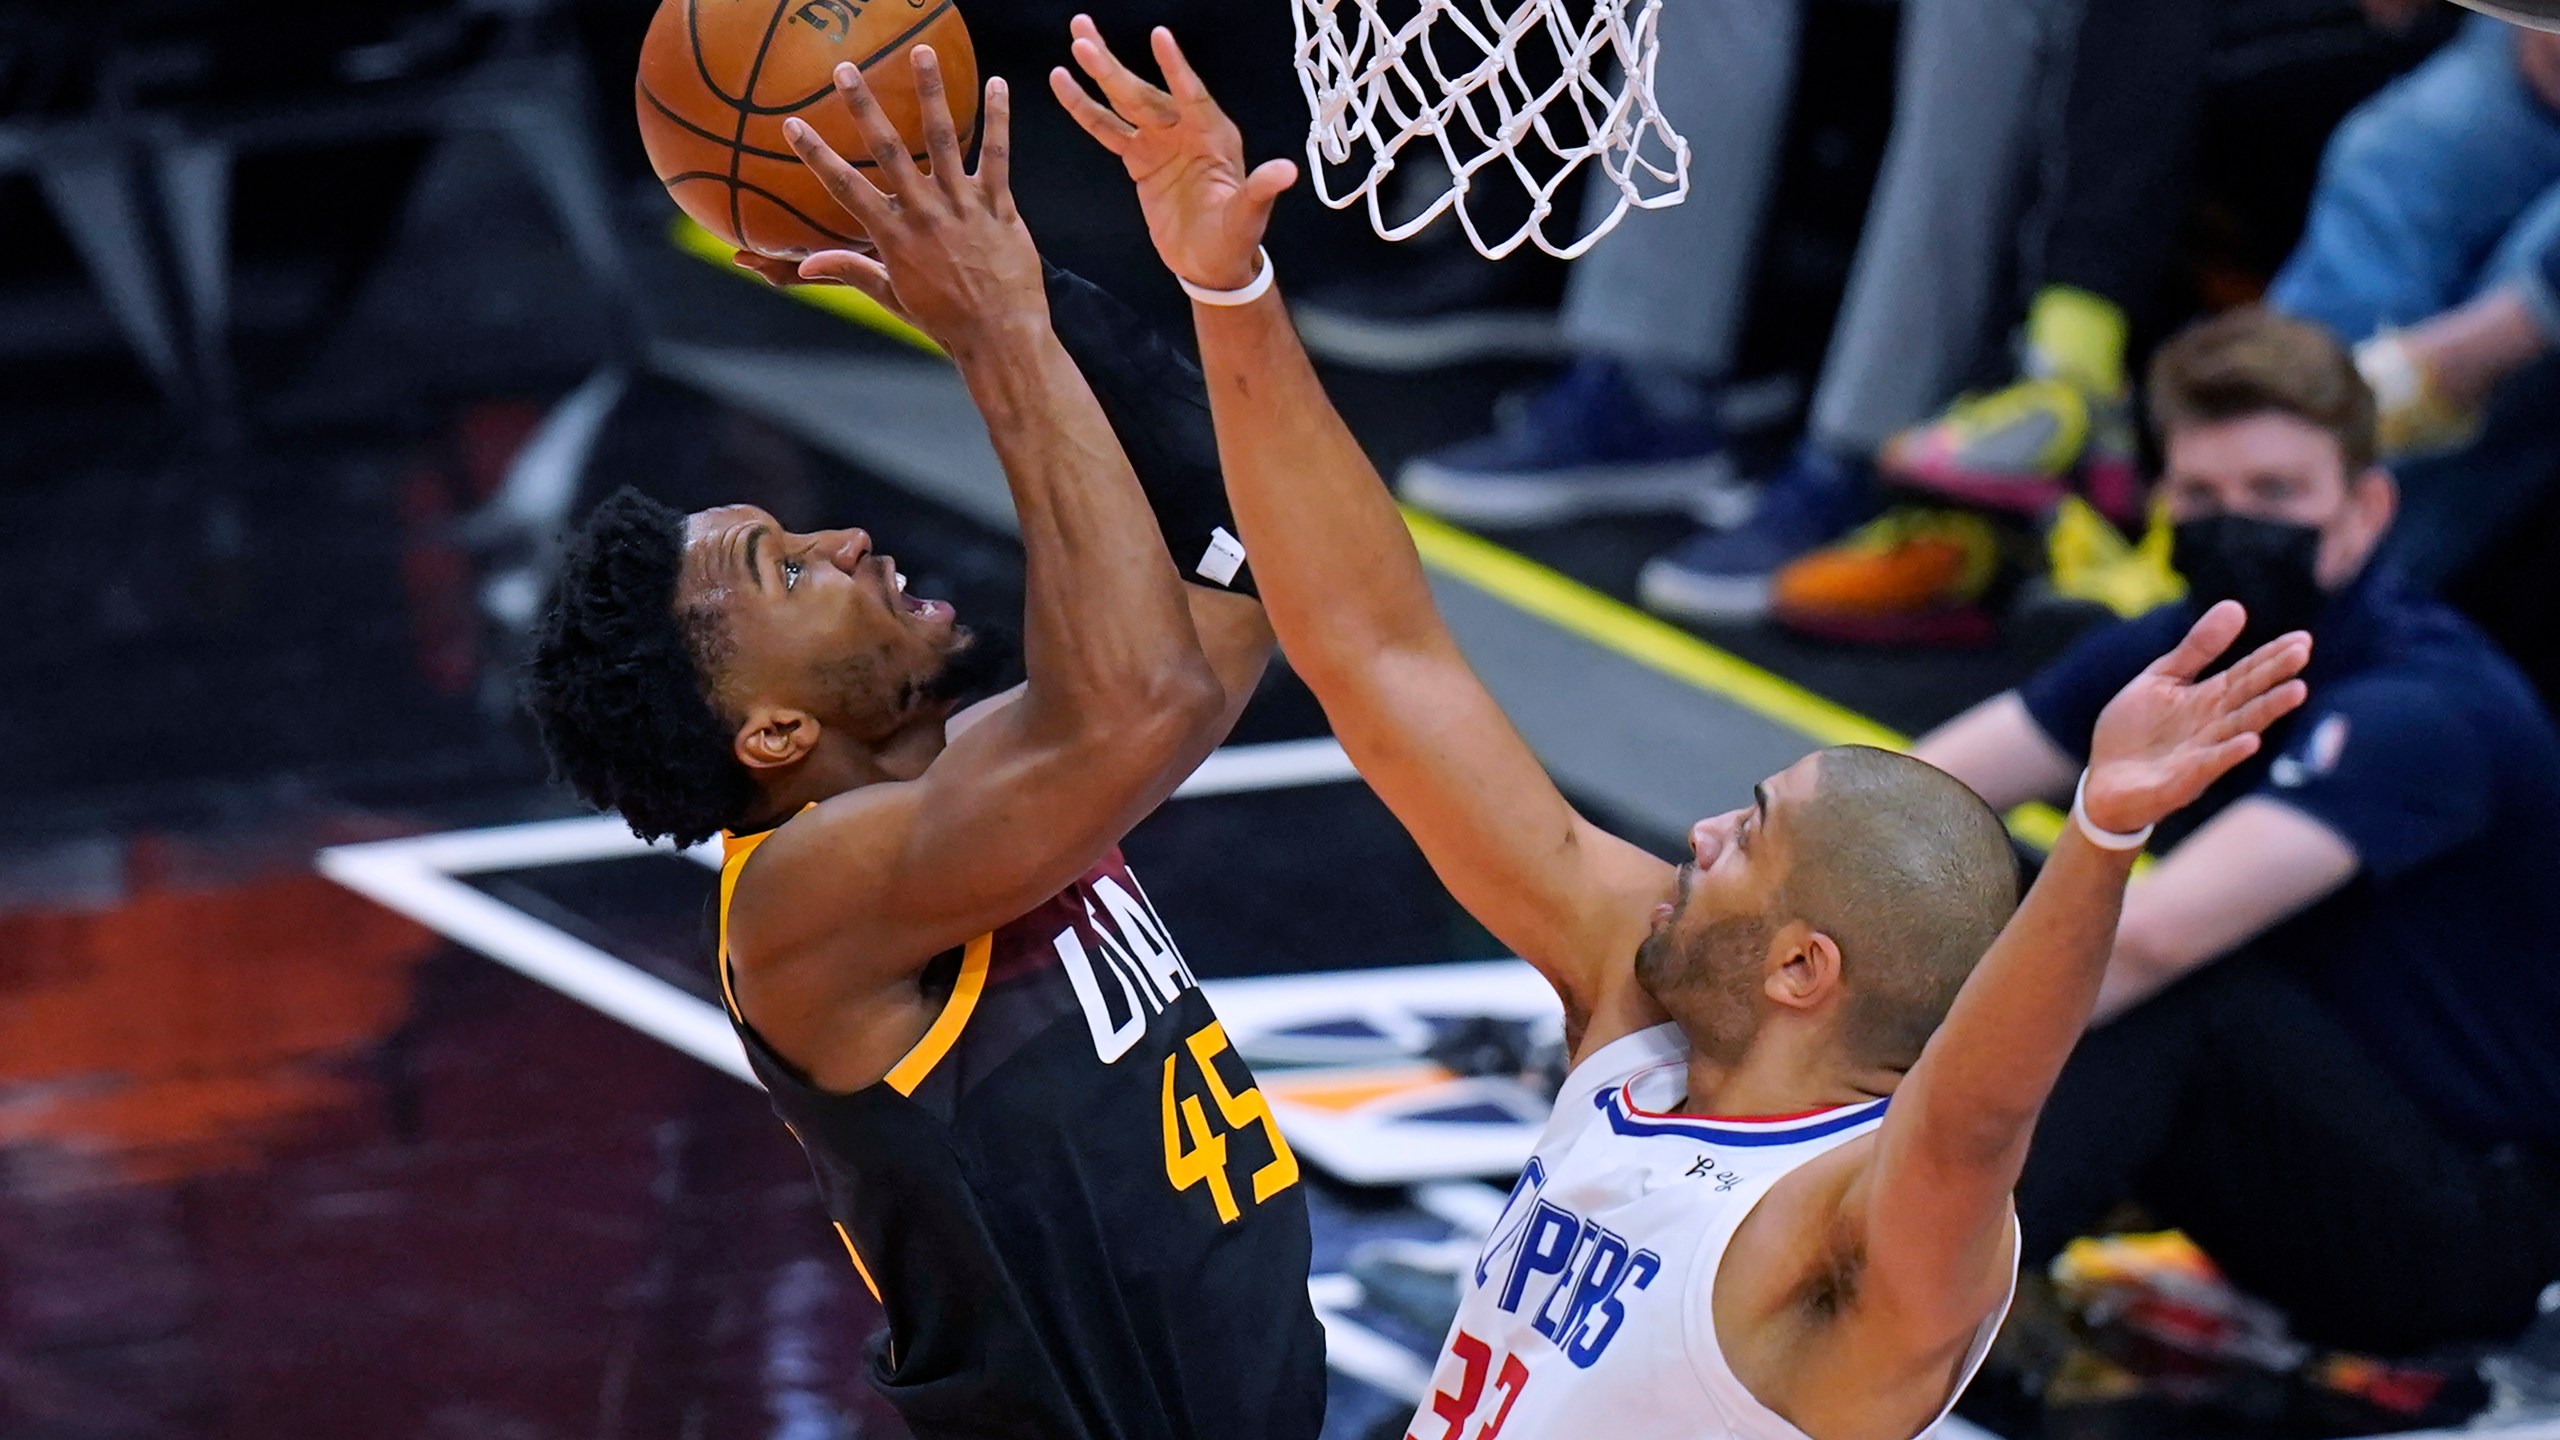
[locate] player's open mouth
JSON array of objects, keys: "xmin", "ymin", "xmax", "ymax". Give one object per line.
[{"xmin": 888, "ymin": 564, "xmax": 946, "ymax": 621}]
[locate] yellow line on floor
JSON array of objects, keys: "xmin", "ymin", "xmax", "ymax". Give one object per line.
[
  {"xmin": 1404, "ymin": 510, "xmax": 2068, "ymax": 851},
  {"xmin": 663, "ymin": 218, "xmax": 2064, "ymax": 848},
  {"xmin": 669, "ymin": 217, "xmax": 942, "ymax": 354}
]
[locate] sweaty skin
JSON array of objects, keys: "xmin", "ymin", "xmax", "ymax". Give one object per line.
[{"xmin": 1055, "ymin": 23, "xmax": 2313, "ymax": 1440}]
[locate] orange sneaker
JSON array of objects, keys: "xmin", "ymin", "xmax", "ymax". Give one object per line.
[{"xmin": 1771, "ymin": 508, "xmax": 2004, "ymax": 647}]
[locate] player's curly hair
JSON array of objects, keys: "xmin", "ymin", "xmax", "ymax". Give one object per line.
[{"xmin": 525, "ymin": 488, "xmax": 758, "ymax": 847}]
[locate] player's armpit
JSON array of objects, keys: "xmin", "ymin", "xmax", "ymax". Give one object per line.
[
  {"xmin": 1830, "ymin": 1134, "xmax": 2022, "ymax": 1347},
  {"xmin": 1709, "ymin": 1140, "xmax": 2012, "ymax": 1440},
  {"xmin": 1326, "ymin": 638, "xmax": 1674, "ymax": 1040}
]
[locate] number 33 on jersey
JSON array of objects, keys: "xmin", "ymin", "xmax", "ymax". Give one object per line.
[{"xmin": 1410, "ymin": 1024, "xmax": 2006, "ymax": 1440}]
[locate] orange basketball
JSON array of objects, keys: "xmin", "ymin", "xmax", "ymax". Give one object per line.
[{"xmin": 636, "ymin": 0, "xmax": 980, "ymax": 259}]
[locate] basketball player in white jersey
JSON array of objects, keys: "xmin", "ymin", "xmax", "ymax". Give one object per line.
[{"xmin": 1054, "ymin": 24, "xmax": 2315, "ymax": 1440}]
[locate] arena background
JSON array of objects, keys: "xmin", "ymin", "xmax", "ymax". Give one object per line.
[{"xmin": 4, "ymin": 2, "xmax": 2557, "ymax": 1438}]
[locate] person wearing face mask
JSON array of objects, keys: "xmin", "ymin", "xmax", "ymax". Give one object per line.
[{"xmin": 1915, "ymin": 306, "xmax": 2560, "ymax": 1356}]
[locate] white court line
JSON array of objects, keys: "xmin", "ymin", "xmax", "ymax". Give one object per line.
[
  {"xmin": 317, "ymin": 841, "xmax": 752, "ymax": 1082},
  {"xmin": 330, "ymin": 738, "xmax": 1359, "ymax": 881},
  {"xmin": 1307, "ymin": 1274, "xmax": 1436, "ymax": 1403},
  {"xmin": 1172, "ymin": 736, "xmax": 1358, "ymax": 799},
  {"xmin": 317, "ymin": 738, "xmax": 1360, "ymax": 1083}
]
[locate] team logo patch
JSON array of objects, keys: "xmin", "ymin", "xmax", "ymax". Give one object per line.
[{"xmin": 2271, "ymin": 712, "xmax": 2350, "ymax": 789}]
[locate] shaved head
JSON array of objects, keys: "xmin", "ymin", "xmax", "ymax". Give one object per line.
[
  {"xmin": 1634, "ymin": 746, "xmax": 2023, "ymax": 1075},
  {"xmin": 1782, "ymin": 747, "xmax": 2022, "ymax": 1067}
]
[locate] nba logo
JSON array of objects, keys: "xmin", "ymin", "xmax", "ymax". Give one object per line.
[{"xmin": 788, "ymin": 0, "xmax": 859, "ymax": 41}]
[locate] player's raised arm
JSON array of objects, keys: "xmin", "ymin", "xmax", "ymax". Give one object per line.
[
  {"xmin": 1844, "ymin": 604, "xmax": 2311, "ymax": 1346},
  {"xmin": 1053, "ymin": 21, "xmax": 1673, "ymax": 1037},
  {"xmin": 734, "ymin": 52, "xmax": 1223, "ymax": 972}
]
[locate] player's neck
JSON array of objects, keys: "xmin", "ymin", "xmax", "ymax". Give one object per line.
[
  {"xmin": 1681, "ymin": 1034, "xmax": 1894, "ymax": 1119},
  {"xmin": 742, "ymin": 722, "xmax": 951, "ymax": 826}
]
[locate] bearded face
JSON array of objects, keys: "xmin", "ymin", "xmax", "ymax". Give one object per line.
[{"xmin": 1635, "ymin": 908, "xmax": 1774, "ymax": 1068}]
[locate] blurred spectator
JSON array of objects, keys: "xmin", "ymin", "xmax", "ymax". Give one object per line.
[
  {"xmin": 1882, "ymin": 0, "xmax": 2448, "ymax": 523},
  {"xmin": 2274, "ymin": 16, "xmax": 2560, "ymax": 586},
  {"xmin": 1840, "ymin": 10, "xmax": 2560, "ymax": 627},
  {"xmin": 1383, "ymin": 0, "xmax": 2067, "ymax": 627},
  {"xmin": 1915, "ymin": 309, "xmax": 2560, "ymax": 1354},
  {"xmin": 2358, "ymin": 256, "xmax": 2556, "ymax": 459}
]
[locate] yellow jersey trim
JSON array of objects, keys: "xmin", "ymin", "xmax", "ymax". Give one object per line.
[
  {"xmin": 834, "ymin": 1222, "xmax": 885, "ymax": 1302},
  {"xmin": 714, "ymin": 827, "xmax": 776, "ymax": 1023},
  {"xmin": 716, "ymin": 822, "xmax": 992, "ymax": 1096},
  {"xmin": 884, "ymin": 932, "xmax": 990, "ymax": 1096}
]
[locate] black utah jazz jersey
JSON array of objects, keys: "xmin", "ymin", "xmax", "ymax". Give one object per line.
[{"xmin": 715, "ymin": 831, "xmax": 1325, "ymax": 1440}]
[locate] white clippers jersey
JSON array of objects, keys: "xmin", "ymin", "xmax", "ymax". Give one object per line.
[{"xmin": 1408, "ymin": 1024, "xmax": 2014, "ymax": 1440}]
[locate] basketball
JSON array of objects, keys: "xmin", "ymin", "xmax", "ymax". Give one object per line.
[{"xmin": 636, "ymin": 0, "xmax": 981, "ymax": 259}]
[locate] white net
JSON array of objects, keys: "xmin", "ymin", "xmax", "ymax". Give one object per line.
[{"xmin": 1290, "ymin": 0, "xmax": 1690, "ymax": 260}]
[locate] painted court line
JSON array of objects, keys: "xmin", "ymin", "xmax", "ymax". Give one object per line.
[
  {"xmin": 318, "ymin": 840, "xmax": 753, "ymax": 1081},
  {"xmin": 317, "ymin": 739, "xmax": 1356, "ymax": 1076},
  {"xmin": 671, "ymin": 216, "xmax": 940, "ymax": 353},
  {"xmin": 1403, "ymin": 511, "xmax": 2071, "ymax": 852},
  {"xmin": 327, "ymin": 738, "xmax": 1357, "ymax": 882}
]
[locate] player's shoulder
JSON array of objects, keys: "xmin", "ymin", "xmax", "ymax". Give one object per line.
[{"xmin": 725, "ymin": 781, "xmax": 924, "ymax": 968}]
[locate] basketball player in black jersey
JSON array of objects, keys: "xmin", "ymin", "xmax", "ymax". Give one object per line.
[{"xmin": 524, "ymin": 52, "xmax": 1322, "ymax": 1440}]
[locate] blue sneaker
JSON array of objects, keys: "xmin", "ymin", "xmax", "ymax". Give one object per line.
[
  {"xmin": 1396, "ymin": 357, "xmax": 1746, "ymax": 528},
  {"xmin": 1636, "ymin": 444, "xmax": 1879, "ymax": 623}
]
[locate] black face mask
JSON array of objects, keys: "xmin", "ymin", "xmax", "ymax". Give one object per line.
[{"xmin": 2171, "ymin": 514, "xmax": 2330, "ymax": 662}]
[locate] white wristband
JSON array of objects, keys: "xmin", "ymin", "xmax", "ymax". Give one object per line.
[
  {"xmin": 2072, "ymin": 772, "xmax": 2154, "ymax": 852},
  {"xmin": 1179, "ymin": 248, "xmax": 1275, "ymax": 308}
]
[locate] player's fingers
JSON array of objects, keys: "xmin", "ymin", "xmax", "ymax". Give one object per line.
[
  {"xmin": 830, "ymin": 62, "xmax": 926, "ymax": 196},
  {"xmin": 2203, "ymin": 731, "xmax": 2264, "ymax": 775},
  {"xmin": 2209, "ymin": 678, "xmax": 2310, "ymax": 744},
  {"xmin": 1242, "ymin": 157, "xmax": 1300, "ymax": 210},
  {"xmin": 1050, "ymin": 66, "xmax": 1137, "ymax": 149},
  {"xmin": 789, "ymin": 249, "xmax": 856, "ymax": 283},
  {"xmin": 1151, "ymin": 26, "xmax": 1213, "ymax": 107},
  {"xmin": 783, "ymin": 116, "xmax": 892, "ymax": 229},
  {"xmin": 908, "ymin": 47, "xmax": 967, "ymax": 195},
  {"xmin": 799, "ymin": 248, "xmax": 894, "ymax": 299},
  {"xmin": 974, "ymin": 77, "xmax": 1013, "ymax": 211},
  {"xmin": 1070, "ymin": 22, "xmax": 1178, "ymax": 126},
  {"xmin": 2148, "ymin": 599, "xmax": 2247, "ymax": 683},
  {"xmin": 2209, "ymin": 630, "xmax": 2313, "ymax": 709}
]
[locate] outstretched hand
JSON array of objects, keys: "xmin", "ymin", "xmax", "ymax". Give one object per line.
[
  {"xmin": 776, "ymin": 48, "xmax": 1042, "ymax": 349},
  {"xmin": 2083, "ymin": 600, "xmax": 2313, "ymax": 835},
  {"xmin": 1050, "ymin": 16, "xmax": 1298, "ymax": 293}
]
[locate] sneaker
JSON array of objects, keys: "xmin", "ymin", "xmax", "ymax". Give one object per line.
[
  {"xmin": 2037, "ymin": 497, "xmax": 2183, "ymax": 620},
  {"xmin": 1636, "ymin": 444, "xmax": 1877, "ymax": 623},
  {"xmin": 1397, "ymin": 357, "xmax": 1746, "ymax": 528},
  {"xmin": 1769, "ymin": 507, "xmax": 2005, "ymax": 647},
  {"xmin": 1882, "ymin": 375, "xmax": 2143, "ymax": 527}
]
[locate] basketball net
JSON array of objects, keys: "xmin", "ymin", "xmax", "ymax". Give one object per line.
[{"xmin": 1290, "ymin": 0, "xmax": 1689, "ymax": 260}]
